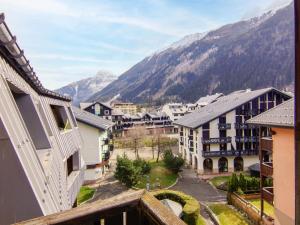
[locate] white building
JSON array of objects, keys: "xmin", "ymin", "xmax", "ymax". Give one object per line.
[
  {"xmin": 0, "ymin": 15, "xmax": 84, "ymax": 225},
  {"xmin": 174, "ymin": 88, "xmax": 291, "ymax": 174},
  {"xmin": 72, "ymin": 107, "xmax": 114, "ymax": 182},
  {"xmin": 161, "ymin": 103, "xmax": 188, "ymax": 121},
  {"xmin": 196, "ymin": 93, "xmax": 224, "ymax": 108}
]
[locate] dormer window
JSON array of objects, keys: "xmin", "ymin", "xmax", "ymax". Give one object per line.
[{"xmin": 50, "ymin": 105, "xmax": 72, "ymax": 131}]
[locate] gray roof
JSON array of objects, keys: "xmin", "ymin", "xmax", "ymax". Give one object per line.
[
  {"xmin": 80, "ymin": 101, "xmax": 112, "ymax": 110},
  {"xmin": 72, "ymin": 107, "xmax": 113, "ymax": 130},
  {"xmin": 196, "ymin": 93, "xmax": 224, "ymax": 106},
  {"xmin": 247, "ymin": 98, "xmax": 294, "ymax": 128},
  {"xmin": 174, "ymin": 87, "xmax": 289, "ymax": 129}
]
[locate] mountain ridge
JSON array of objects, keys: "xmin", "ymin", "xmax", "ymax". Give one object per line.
[{"xmin": 89, "ymin": 2, "xmax": 294, "ymax": 104}]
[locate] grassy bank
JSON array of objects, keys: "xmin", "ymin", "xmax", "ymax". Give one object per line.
[{"xmin": 134, "ymin": 161, "xmax": 177, "ymax": 190}]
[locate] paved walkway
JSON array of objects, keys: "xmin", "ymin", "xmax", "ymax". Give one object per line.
[{"xmin": 171, "ymin": 168, "xmax": 227, "ymax": 203}]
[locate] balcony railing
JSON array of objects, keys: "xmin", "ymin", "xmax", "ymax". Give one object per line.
[
  {"xmin": 261, "ymin": 138, "xmax": 273, "ymax": 152},
  {"xmin": 261, "ymin": 162, "xmax": 273, "ymax": 177},
  {"xmin": 234, "ymin": 123, "xmax": 256, "ymax": 129},
  {"xmin": 202, "ymin": 137, "xmax": 232, "ymax": 144},
  {"xmin": 218, "ymin": 123, "xmax": 231, "ymax": 130},
  {"xmin": 235, "ymin": 136, "xmax": 259, "ymax": 142},
  {"xmin": 202, "ymin": 149, "xmax": 258, "ymax": 157},
  {"xmin": 15, "ymin": 190, "xmax": 186, "ymax": 225},
  {"xmin": 262, "ymin": 187, "xmax": 274, "ymax": 205}
]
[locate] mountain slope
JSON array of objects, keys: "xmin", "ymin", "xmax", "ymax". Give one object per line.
[
  {"xmin": 89, "ymin": 3, "xmax": 294, "ymax": 104},
  {"xmin": 56, "ymin": 71, "xmax": 117, "ymax": 105}
]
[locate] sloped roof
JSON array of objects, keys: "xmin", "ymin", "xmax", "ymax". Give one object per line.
[
  {"xmin": 247, "ymin": 99, "xmax": 294, "ymax": 128},
  {"xmin": 80, "ymin": 101, "xmax": 112, "ymax": 110},
  {"xmin": 72, "ymin": 107, "xmax": 113, "ymax": 130},
  {"xmin": 196, "ymin": 93, "xmax": 224, "ymax": 106},
  {"xmin": 0, "ymin": 14, "xmax": 70, "ymax": 101},
  {"xmin": 174, "ymin": 87, "xmax": 290, "ymax": 129}
]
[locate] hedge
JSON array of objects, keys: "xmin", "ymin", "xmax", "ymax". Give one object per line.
[{"xmin": 152, "ymin": 190, "xmax": 205, "ymax": 225}]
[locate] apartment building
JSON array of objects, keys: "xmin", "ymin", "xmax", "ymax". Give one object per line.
[
  {"xmin": 0, "ymin": 15, "xmax": 84, "ymax": 224},
  {"xmin": 196, "ymin": 93, "xmax": 224, "ymax": 108},
  {"xmin": 248, "ymin": 99, "xmax": 295, "ymax": 225},
  {"xmin": 80, "ymin": 101, "xmax": 124, "ymax": 135},
  {"xmin": 122, "ymin": 112, "xmax": 173, "ymax": 136},
  {"xmin": 111, "ymin": 100, "xmax": 138, "ymax": 115},
  {"xmin": 174, "ymin": 88, "xmax": 291, "ymax": 174},
  {"xmin": 72, "ymin": 107, "xmax": 114, "ymax": 182},
  {"xmin": 161, "ymin": 103, "xmax": 188, "ymax": 121}
]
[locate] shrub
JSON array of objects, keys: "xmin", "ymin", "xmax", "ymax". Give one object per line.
[
  {"xmin": 163, "ymin": 150, "xmax": 184, "ymax": 173},
  {"xmin": 133, "ymin": 158, "xmax": 151, "ymax": 174},
  {"xmin": 153, "ymin": 190, "xmax": 204, "ymax": 225},
  {"xmin": 239, "ymin": 173, "xmax": 247, "ymax": 191},
  {"xmin": 228, "ymin": 173, "xmax": 239, "ymax": 193},
  {"xmin": 114, "ymin": 154, "xmax": 140, "ymax": 187}
]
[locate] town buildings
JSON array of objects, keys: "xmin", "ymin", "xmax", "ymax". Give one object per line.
[
  {"xmin": 110, "ymin": 100, "xmax": 138, "ymax": 115},
  {"xmin": 72, "ymin": 107, "xmax": 114, "ymax": 182},
  {"xmin": 174, "ymin": 88, "xmax": 291, "ymax": 174},
  {"xmin": 122, "ymin": 112, "xmax": 173, "ymax": 136},
  {"xmin": 248, "ymin": 99, "xmax": 295, "ymax": 225},
  {"xmin": 196, "ymin": 93, "xmax": 224, "ymax": 108},
  {"xmin": 161, "ymin": 103, "xmax": 188, "ymax": 121},
  {"xmin": 0, "ymin": 15, "xmax": 84, "ymax": 224},
  {"xmin": 80, "ymin": 101, "xmax": 124, "ymax": 135}
]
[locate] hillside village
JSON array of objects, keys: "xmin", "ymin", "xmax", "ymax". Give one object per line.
[{"xmin": 0, "ymin": 2, "xmax": 299, "ymax": 225}]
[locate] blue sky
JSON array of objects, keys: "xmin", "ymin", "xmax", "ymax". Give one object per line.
[{"xmin": 0, "ymin": 0, "xmax": 291, "ymax": 89}]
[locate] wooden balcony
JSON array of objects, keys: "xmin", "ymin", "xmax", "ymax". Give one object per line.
[
  {"xmin": 261, "ymin": 162, "xmax": 273, "ymax": 177},
  {"xmin": 202, "ymin": 149, "xmax": 258, "ymax": 157},
  {"xmin": 14, "ymin": 190, "xmax": 186, "ymax": 225},
  {"xmin": 262, "ymin": 187, "xmax": 274, "ymax": 205},
  {"xmin": 261, "ymin": 138, "xmax": 273, "ymax": 152}
]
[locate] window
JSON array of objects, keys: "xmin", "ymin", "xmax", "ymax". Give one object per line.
[
  {"xmin": 219, "ymin": 130, "xmax": 226, "ymax": 138},
  {"xmin": 50, "ymin": 105, "xmax": 72, "ymax": 131},
  {"xmin": 203, "ymin": 130, "xmax": 210, "ymax": 139},
  {"xmin": 220, "ymin": 143, "xmax": 227, "ymax": 151},
  {"xmin": 9, "ymin": 83, "xmax": 51, "ymax": 150},
  {"xmin": 219, "ymin": 115, "xmax": 226, "ymax": 123},
  {"xmin": 203, "ymin": 123, "xmax": 210, "ymax": 129},
  {"xmin": 203, "ymin": 144, "xmax": 210, "ymax": 152},
  {"xmin": 95, "ymin": 104, "xmax": 100, "ymax": 115},
  {"xmin": 37, "ymin": 102, "xmax": 53, "ymax": 136},
  {"xmin": 67, "ymin": 155, "xmax": 73, "ymax": 176},
  {"xmin": 104, "ymin": 110, "xmax": 110, "ymax": 115},
  {"xmin": 67, "ymin": 107, "xmax": 78, "ymax": 127}
]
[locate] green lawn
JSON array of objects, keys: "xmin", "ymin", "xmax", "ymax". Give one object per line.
[
  {"xmin": 249, "ymin": 199, "xmax": 274, "ymax": 217},
  {"xmin": 210, "ymin": 176, "xmax": 231, "ymax": 187},
  {"xmin": 134, "ymin": 161, "xmax": 177, "ymax": 190},
  {"xmin": 209, "ymin": 204, "xmax": 250, "ymax": 225},
  {"xmin": 77, "ymin": 186, "xmax": 95, "ymax": 205}
]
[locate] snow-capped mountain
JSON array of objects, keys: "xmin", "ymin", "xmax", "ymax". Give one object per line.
[
  {"xmin": 88, "ymin": 2, "xmax": 294, "ymax": 104},
  {"xmin": 56, "ymin": 71, "xmax": 117, "ymax": 105}
]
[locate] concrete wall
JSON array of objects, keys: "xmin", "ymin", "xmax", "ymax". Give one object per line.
[
  {"xmin": 78, "ymin": 122, "xmax": 101, "ymax": 165},
  {"xmin": 0, "ymin": 119, "xmax": 43, "ymax": 225},
  {"xmin": 272, "ymin": 128, "xmax": 295, "ymax": 225}
]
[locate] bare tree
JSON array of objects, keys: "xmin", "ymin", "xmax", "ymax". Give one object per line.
[{"xmin": 126, "ymin": 126, "xmax": 147, "ymax": 159}]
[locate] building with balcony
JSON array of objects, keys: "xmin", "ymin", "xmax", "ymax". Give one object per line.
[
  {"xmin": 72, "ymin": 107, "xmax": 114, "ymax": 182},
  {"xmin": 174, "ymin": 88, "xmax": 291, "ymax": 174},
  {"xmin": 80, "ymin": 101, "xmax": 124, "ymax": 135},
  {"xmin": 0, "ymin": 15, "xmax": 84, "ymax": 225},
  {"xmin": 110, "ymin": 100, "xmax": 138, "ymax": 115},
  {"xmin": 122, "ymin": 112, "xmax": 174, "ymax": 136},
  {"xmin": 248, "ymin": 99, "xmax": 295, "ymax": 225}
]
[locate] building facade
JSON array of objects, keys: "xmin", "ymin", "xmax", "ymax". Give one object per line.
[
  {"xmin": 72, "ymin": 107, "xmax": 114, "ymax": 182},
  {"xmin": 174, "ymin": 88, "xmax": 291, "ymax": 174},
  {"xmin": 0, "ymin": 16, "xmax": 84, "ymax": 225},
  {"xmin": 111, "ymin": 101, "xmax": 138, "ymax": 115},
  {"xmin": 248, "ymin": 99, "xmax": 295, "ymax": 225},
  {"xmin": 122, "ymin": 112, "xmax": 173, "ymax": 136}
]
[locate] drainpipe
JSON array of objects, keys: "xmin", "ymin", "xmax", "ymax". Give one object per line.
[{"xmin": 294, "ymin": 1, "xmax": 300, "ymax": 225}]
